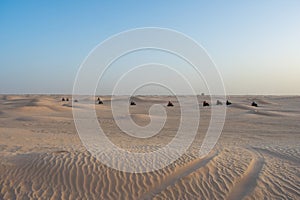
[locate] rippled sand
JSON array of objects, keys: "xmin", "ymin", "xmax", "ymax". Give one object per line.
[{"xmin": 0, "ymin": 95, "xmax": 299, "ymax": 199}]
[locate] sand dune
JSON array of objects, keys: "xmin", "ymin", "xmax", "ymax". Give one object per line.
[{"xmin": 0, "ymin": 95, "xmax": 299, "ymax": 199}]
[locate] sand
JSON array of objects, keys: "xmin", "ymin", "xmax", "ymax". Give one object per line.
[{"xmin": 0, "ymin": 95, "xmax": 299, "ymax": 199}]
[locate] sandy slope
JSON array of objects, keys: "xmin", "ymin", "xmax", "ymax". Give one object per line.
[{"xmin": 0, "ymin": 95, "xmax": 299, "ymax": 199}]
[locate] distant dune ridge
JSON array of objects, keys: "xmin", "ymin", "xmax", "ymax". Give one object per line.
[{"xmin": 0, "ymin": 95, "xmax": 299, "ymax": 199}]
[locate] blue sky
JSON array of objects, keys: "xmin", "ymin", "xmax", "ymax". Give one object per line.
[{"xmin": 1, "ymin": 0, "xmax": 299, "ymax": 94}]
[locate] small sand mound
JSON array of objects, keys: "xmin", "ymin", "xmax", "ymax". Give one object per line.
[
  {"xmin": 132, "ymin": 96, "xmax": 170, "ymax": 104},
  {"xmin": 247, "ymin": 110, "xmax": 286, "ymax": 117},
  {"xmin": 231, "ymin": 103, "xmax": 258, "ymax": 111},
  {"xmin": 62, "ymin": 103, "xmax": 72, "ymax": 108},
  {"xmin": 15, "ymin": 116, "xmax": 35, "ymax": 121},
  {"xmin": 23, "ymin": 99, "xmax": 39, "ymax": 107},
  {"xmin": 53, "ymin": 150, "xmax": 70, "ymax": 154},
  {"xmin": 0, "ymin": 95, "xmax": 8, "ymax": 100},
  {"xmin": 17, "ymin": 105, "xmax": 57, "ymax": 113},
  {"xmin": 3, "ymin": 98, "xmax": 39, "ymax": 108}
]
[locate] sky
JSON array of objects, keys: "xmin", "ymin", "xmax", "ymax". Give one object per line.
[{"xmin": 0, "ymin": 0, "xmax": 300, "ymax": 95}]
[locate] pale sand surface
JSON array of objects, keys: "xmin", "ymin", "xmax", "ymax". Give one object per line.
[{"xmin": 0, "ymin": 95, "xmax": 299, "ymax": 199}]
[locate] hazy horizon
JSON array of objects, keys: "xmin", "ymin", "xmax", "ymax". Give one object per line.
[{"xmin": 1, "ymin": 93, "xmax": 300, "ymax": 97}]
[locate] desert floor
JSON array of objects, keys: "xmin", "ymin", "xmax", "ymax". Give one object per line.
[{"xmin": 0, "ymin": 95, "xmax": 299, "ymax": 200}]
